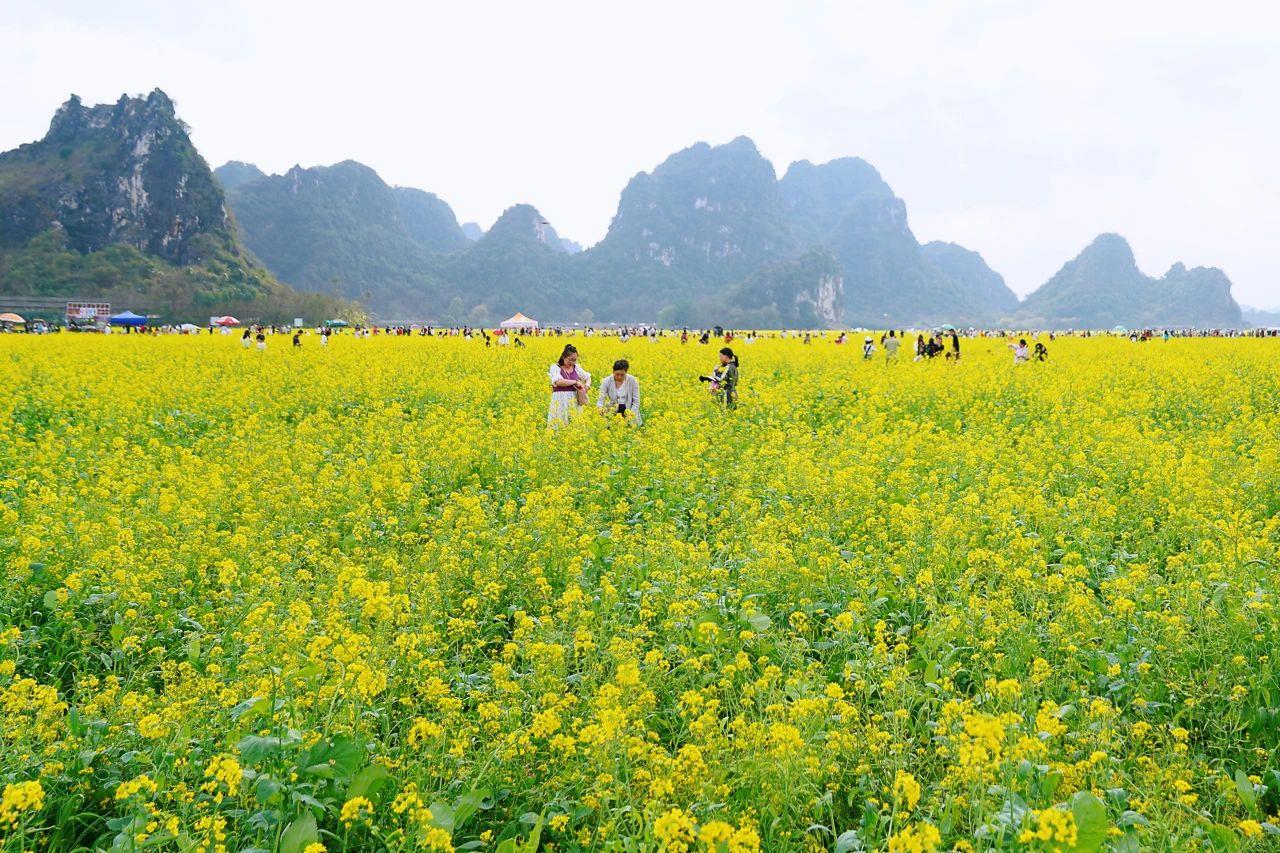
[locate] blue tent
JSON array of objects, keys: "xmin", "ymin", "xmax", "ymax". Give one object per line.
[{"xmin": 109, "ymin": 310, "xmax": 147, "ymax": 327}]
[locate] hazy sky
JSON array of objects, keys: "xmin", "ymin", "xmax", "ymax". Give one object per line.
[{"xmin": 3, "ymin": 0, "xmax": 1278, "ymax": 306}]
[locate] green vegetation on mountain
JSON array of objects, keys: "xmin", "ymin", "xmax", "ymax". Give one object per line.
[
  {"xmin": 392, "ymin": 187, "xmax": 472, "ymax": 254},
  {"xmin": 1015, "ymin": 234, "xmax": 1242, "ymax": 328},
  {"xmin": 708, "ymin": 248, "xmax": 844, "ymax": 330},
  {"xmin": 436, "ymin": 204, "xmax": 575, "ymax": 323},
  {"xmin": 779, "ymin": 159, "xmax": 1018, "ymax": 325},
  {"xmin": 577, "ymin": 137, "xmax": 795, "ymax": 321},
  {"xmin": 222, "ymin": 160, "xmax": 455, "ymax": 317},
  {"xmin": 921, "ymin": 241, "xmax": 1020, "ymax": 317},
  {"xmin": 213, "ymin": 160, "xmax": 266, "ymax": 190},
  {"xmin": 0, "ymin": 91, "xmax": 351, "ymax": 322}
]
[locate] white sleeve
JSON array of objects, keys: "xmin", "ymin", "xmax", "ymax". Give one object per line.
[{"xmin": 548, "ymin": 364, "xmax": 561, "ymax": 385}]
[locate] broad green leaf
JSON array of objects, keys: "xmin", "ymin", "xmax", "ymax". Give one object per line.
[
  {"xmin": 279, "ymin": 812, "xmax": 318, "ymax": 853},
  {"xmin": 346, "ymin": 764, "xmax": 391, "ymax": 801},
  {"xmin": 1235, "ymin": 768, "xmax": 1256, "ymax": 810},
  {"xmin": 1070, "ymin": 791, "xmax": 1108, "ymax": 853}
]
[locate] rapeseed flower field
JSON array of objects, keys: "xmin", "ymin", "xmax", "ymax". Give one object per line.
[{"xmin": 0, "ymin": 333, "xmax": 1277, "ymax": 851}]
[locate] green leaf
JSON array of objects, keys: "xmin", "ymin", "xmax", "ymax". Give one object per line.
[
  {"xmin": 1206, "ymin": 824, "xmax": 1241, "ymax": 852},
  {"xmin": 1070, "ymin": 791, "xmax": 1108, "ymax": 853},
  {"xmin": 1235, "ymin": 768, "xmax": 1256, "ymax": 810},
  {"xmin": 279, "ymin": 812, "xmax": 318, "ymax": 853},
  {"xmin": 68, "ymin": 706, "xmax": 87, "ymax": 737},
  {"xmin": 253, "ymin": 776, "xmax": 283, "ymax": 803},
  {"xmin": 239, "ymin": 735, "xmax": 289, "ymax": 765},
  {"xmin": 300, "ymin": 735, "xmax": 363, "ymax": 781},
  {"xmin": 452, "ymin": 787, "xmax": 490, "ymax": 829},
  {"xmin": 514, "ymin": 814, "xmax": 544, "ymax": 853},
  {"xmin": 835, "ymin": 828, "xmax": 865, "ymax": 852},
  {"xmin": 231, "ymin": 696, "xmax": 270, "ymax": 723},
  {"xmin": 42, "ymin": 589, "xmax": 59, "ymax": 612},
  {"xmin": 428, "ymin": 801, "xmax": 456, "ymax": 833},
  {"xmin": 346, "ymin": 764, "xmax": 391, "ymax": 801},
  {"xmin": 740, "ymin": 611, "xmax": 771, "ymax": 632},
  {"xmin": 1041, "ymin": 770, "xmax": 1063, "ymax": 799},
  {"xmin": 1110, "ymin": 834, "xmax": 1140, "ymax": 853}
]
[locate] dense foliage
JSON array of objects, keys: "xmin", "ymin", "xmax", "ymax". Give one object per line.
[{"xmin": 1, "ymin": 334, "xmax": 1277, "ymax": 851}]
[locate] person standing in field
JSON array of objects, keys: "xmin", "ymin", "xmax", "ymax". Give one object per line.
[
  {"xmin": 597, "ymin": 359, "xmax": 642, "ymax": 425},
  {"xmin": 950, "ymin": 330, "xmax": 961, "ymax": 360},
  {"xmin": 701, "ymin": 346, "xmax": 740, "ymax": 409},
  {"xmin": 1009, "ymin": 339, "xmax": 1030, "ymax": 363},
  {"xmin": 884, "ymin": 330, "xmax": 901, "ymax": 361},
  {"xmin": 914, "ymin": 333, "xmax": 926, "ymax": 361},
  {"xmin": 862, "ymin": 336, "xmax": 875, "ymax": 359},
  {"xmin": 548, "ymin": 344, "xmax": 591, "ymax": 427}
]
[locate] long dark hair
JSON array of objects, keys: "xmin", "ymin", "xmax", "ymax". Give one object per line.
[
  {"xmin": 719, "ymin": 346, "xmax": 739, "ymax": 367},
  {"xmin": 557, "ymin": 344, "xmax": 578, "ymax": 366}
]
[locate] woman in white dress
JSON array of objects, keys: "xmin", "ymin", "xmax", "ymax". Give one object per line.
[
  {"xmin": 596, "ymin": 359, "xmax": 642, "ymax": 425},
  {"xmin": 548, "ymin": 344, "xmax": 591, "ymax": 427}
]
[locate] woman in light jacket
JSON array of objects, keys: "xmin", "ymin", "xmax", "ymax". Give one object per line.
[{"xmin": 597, "ymin": 359, "xmax": 642, "ymax": 425}]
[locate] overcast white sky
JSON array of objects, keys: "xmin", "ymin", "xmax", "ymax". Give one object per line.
[{"xmin": 3, "ymin": 0, "xmax": 1278, "ymax": 305}]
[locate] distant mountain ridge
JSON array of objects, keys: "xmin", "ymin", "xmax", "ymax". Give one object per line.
[
  {"xmin": 1013, "ymin": 233, "xmax": 1241, "ymax": 328},
  {"xmin": 213, "ymin": 136, "xmax": 1024, "ymax": 325},
  {"xmin": 0, "ymin": 89, "xmax": 1246, "ymax": 328}
]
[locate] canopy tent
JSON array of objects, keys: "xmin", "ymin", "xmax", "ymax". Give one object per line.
[
  {"xmin": 499, "ymin": 312, "xmax": 539, "ymax": 330},
  {"xmin": 178, "ymin": 323, "xmax": 201, "ymax": 332},
  {"xmin": 1112, "ymin": 325, "xmax": 1128, "ymax": 334},
  {"xmin": 325, "ymin": 318, "xmax": 349, "ymax": 328},
  {"xmin": 109, "ymin": 310, "xmax": 147, "ymax": 327},
  {"xmin": 0, "ymin": 312, "xmax": 25, "ymax": 324},
  {"xmin": 215, "ymin": 316, "xmax": 240, "ymax": 326}
]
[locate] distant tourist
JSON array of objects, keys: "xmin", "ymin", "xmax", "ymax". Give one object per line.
[
  {"xmin": 884, "ymin": 330, "xmax": 901, "ymax": 361},
  {"xmin": 949, "ymin": 330, "xmax": 961, "ymax": 360},
  {"xmin": 1033, "ymin": 341, "xmax": 1049, "ymax": 362},
  {"xmin": 241, "ymin": 329, "xmax": 252, "ymax": 348},
  {"xmin": 292, "ymin": 331, "xmax": 301, "ymax": 347},
  {"xmin": 914, "ymin": 333, "xmax": 926, "ymax": 361},
  {"xmin": 1010, "ymin": 339, "xmax": 1030, "ymax": 363},
  {"xmin": 862, "ymin": 336, "xmax": 875, "ymax": 359},
  {"xmin": 597, "ymin": 359, "xmax": 642, "ymax": 425},
  {"xmin": 548, "ymin": 344, "xmax": 590, "ymax": 427},
  {"xmin": 255, "ymin": 331, "xmax": 266, "ymax": 351}
]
